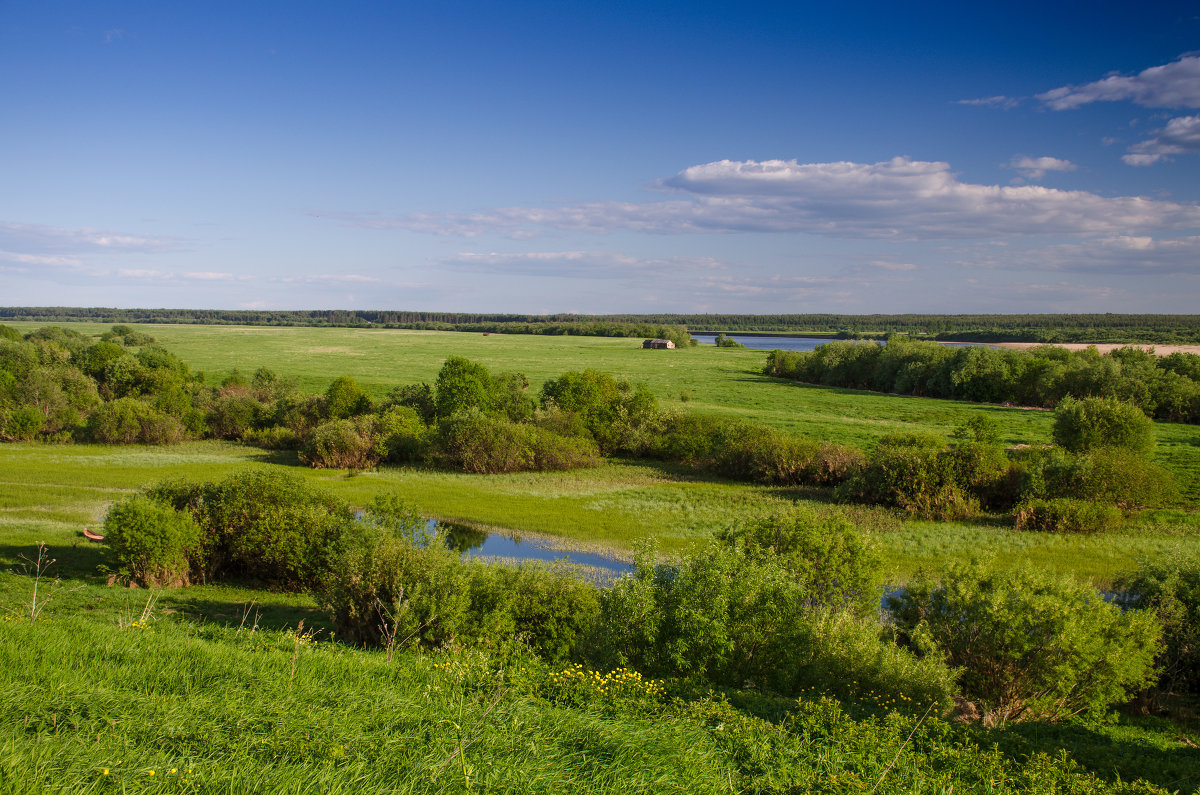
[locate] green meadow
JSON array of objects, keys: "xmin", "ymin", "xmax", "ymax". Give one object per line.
[
  {"xmin": 3, "ymin": 320, "xmax": 1199, "ymax": 584},
  {"xmin": 2, "ymin": 322, "xmax": 1199, "ymax": 793}
]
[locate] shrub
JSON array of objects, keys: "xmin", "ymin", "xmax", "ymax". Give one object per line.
[
  {"xmin": 205, "ymin": 393, "xmax": 266, "ymax": 439},
  {"xmin": 383, "ymin": 382, "xmax": 436, "ymax": 424},
  {"xmin": 84, "ymin": 398, "xmax": 185, "ymax": 444},
  {"xmin": 434, "ymin": 356, "xmax": 496, "ymax": 419},
  {"xmin": 1056, "ymin": 448, "xmax": 1177, "ymax": 510},
  {"xmin": 325, "ymin": 375, "xmax": 373, "ymax": 419},
  {"xmin": 1053, "ymin": 396, "xmax": 1154, "ymax": 454},
  {"xmin": 888, "ymin": 563, "xmax": 1161, "ymax": 726},
  {"xmin": 465, "ymin": 563, "xmax": 601, "ymax": 664},
  {"xmin": 376, "ymin": 405, "xmax": 430, "ymax": 463},
  {"xmin": 717, "ymin": 507, "xmax": 882, "ymax": 617},
  {"xmin": 540, "ymin": 369, "xmax": 657, "ymax": 453},
  {"xmin": 301, "ymin": 417, "xmax": 382, "ymax": 469},
  {"xmin": 434, "ymin": 409, "xmax": 599, "ymax": 473},
  {"xmin": 806, "ymin": 442, "xmax": 868, "ymax": 486},
  {"xmin": 240, "ymin": 424, "xmax": 301, "ymax": 450},
  {"xmin": 102, "ymin": 495, "xmax": 201, "ymax": 587},
  {"xmin": 1, "ymin": 406, "xmax": 43, "ymax": 441},
  {"xmin": 945, "ymin": 441, "xmax": 1012, "ymax": 509},
  {"xmin": 1013, "ymin": 498, "xmax": 1123, "ymax": 534},
  {"xmin": 952, "ymin": 413, "xmax": 1002, "ymax": 445},
  {"xmin": 712, "ymin": 424, "xmax": 820, "ymax": 485},
  {"xmin": 169, "ymin": 470, "xmax": 358, "ymax": 589},
  {"xmin": 1116, "ymin": 552, "xmax": 1200, "ymax": 698},
  {"xmin": 588, "ymin": 542, "xmax": 954, "ymax": 709},
  {"xmin": 322, "ymin": 528, "xmax": 471, "ymax": 647},
  {"xmin": 839, "ymin": 444, "xmax": 978, "ymax": 520},
  {"xmin": 646, "ymin": 411, "xmax": 741, "ymax": 467}
]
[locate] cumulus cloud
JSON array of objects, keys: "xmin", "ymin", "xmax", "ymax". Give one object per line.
[
  {"xmin": 1006, "ymin": 155, "xmax": 1077, "ymax": 179},
  {"xmin": 329, "ymin": 157, "xmax": 1200, "ymax": 241},
  {"xmin": 1123, "ymin": 114, "xmax": 1200, "ymax": 165},
  {"xmin": 1038, "ymin": 55, "xmax": 1200, "ymax": 110}
]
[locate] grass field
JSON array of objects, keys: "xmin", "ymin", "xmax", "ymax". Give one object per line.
[
  {"xmin": 3, "ymin": 322, "xmax": 1199, "ymax": 793},
  {"xmin": 3, "ymin": 320, "xmax": 1199, "ymax": 585},
  {"xmin": 8, "ymin": 320, "xmax": 1199, "ymax": 493}
]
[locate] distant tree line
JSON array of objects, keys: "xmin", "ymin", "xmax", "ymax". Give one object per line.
[
  {"xmin": 765, "ymin": 337, "xmax": 1200, "ymax": 423},
  {"xmin": 3, "ymin": 307, "xmax": 1200, "ymax": 343}
]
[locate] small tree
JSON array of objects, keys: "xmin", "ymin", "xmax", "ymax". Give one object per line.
[{"xmin": 1052, "ymin": 396, "xmax": 1154, "ymax": 454}]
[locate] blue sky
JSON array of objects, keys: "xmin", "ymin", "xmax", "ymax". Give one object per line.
[{"xmin": 2, "ymin": 1, "xmax": 1199, "ymax": 314}]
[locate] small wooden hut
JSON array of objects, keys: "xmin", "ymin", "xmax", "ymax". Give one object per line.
[{"xmin": 642, "ymin": 339, "xmax": 675, "ymax": 349}]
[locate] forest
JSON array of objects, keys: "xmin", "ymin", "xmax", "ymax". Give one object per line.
[{"xmin": 5, "ymin": 307, "xmax": 1200, "ymax": 343}]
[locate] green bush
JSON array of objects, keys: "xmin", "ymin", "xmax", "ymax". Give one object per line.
[
  {"xmin": 240, "ymin": 424, "xmax": 301, "ymax": 450},
  {"xmin": 806, "ymin": 442, "xmax": 868, "ymax": 486},
  {"xmin": 1053, "ymin": 396, "xmax": 1154, "ymax": 454},
  {"xmin": 1, "ymin": 406, "xmax": 43, "ymax": 441},
  {"xmin": 102, "ymin": 495, "xmax": 201, "ymax": 587},
  {"xmin": 301, "ymin": 417, "xmax": 382, "ymax": 469},
  {"xmin": 155, "ymin": 470, "xmax": 358, "ymax": 590},
  {"xmin": 540, "ymin": 369, "xmax": 657, "ymax": 453},
  {"xmin": 465, "ymin": 563, "xmax": 601, "ymax": 664},
  {"xmin": 1054, "ymin": 448, "xmax": 1178, "ymax": 510},
  {"xmin": 888, "ymin": 563, "xmax": 1161, "ymax": 726},
  {"xmin": 323, "ymin": 517, "xmax": 600, "ymax": 661},
  {"xmin": 839, "ymin": 444, "xmax": 979, "ymax": 520},
  {"xmin": 325, "ymin": 375, "xmax": 373, "ymax": 419},
  {"xmin": 433, "ymin": 409, "xmax": 599, "ymax": 473},
  {"xmin": 322, "ymin": 528, "xmax": 471, "ymax": 647},
  {"xmin": 713, "ymin": 424, "xmax": 820, "ymax": 485},
  {"xmin": 1116, "ymin": 552, "xmax": 1200, "ymax": 698},
  {"xmin": 1013, "ymin": 498, "xmax": 1123, "ymax": 534},
  {"xmin": 376, "ymin": 405, "xmax": 430, "ymax": 463},
  {"xmin": 205, "ymin": 393, "xmax": 266, "ymax": 439},
  {"xmin": 717, "ymin": 507, "xmax": 882, "ymax": 617},
  {"xmin": 84, "ymin": 397, "xmax": 185, "ymax": 444},
  {"xmin": 588, "ymin": 542, "xmax": 954, "ymax": 709}
]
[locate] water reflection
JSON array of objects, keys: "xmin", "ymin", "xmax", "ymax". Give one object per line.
[{"xmin": 438, "ymin": 521, "xmax": 632, "ymax": 583}]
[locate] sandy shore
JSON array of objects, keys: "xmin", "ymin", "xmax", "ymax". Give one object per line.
[{"xmin": 985, "ymin": 342, "xmax": 1200, "ymax": 357}]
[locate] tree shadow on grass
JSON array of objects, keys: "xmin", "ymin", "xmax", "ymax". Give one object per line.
[
  {"xmin": 987, "ymin": 718, "xmax": 1200, "ymax": 793},
  {"xmin": 0, "ymin": 540, "xmax": 111, "ymax": 582},
  {"xmin": 160, "ymin": 594, "xmax": 329, "ymax": 634}
]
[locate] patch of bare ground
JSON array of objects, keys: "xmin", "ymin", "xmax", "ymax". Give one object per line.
[{"xmin": 982, "ymin": 342, "xmax": 1200, "ymax": 356}]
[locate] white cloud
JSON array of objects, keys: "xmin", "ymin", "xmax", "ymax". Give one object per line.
[
  {"xmin": 331, "ymin": 157, "xmax": 1200, "ymax": 241},
  {"xmin": 1038, "ymin": 55, "xmax": 1200, "ymax": 110},
  {"xmin": 0, "ymin": 250, "xmax": 84, "ymax": 267},
  {"xmin": 183, "ymin": 271, "xmax": 238, "ymax": 281},
  {"xmin": 961, "ymin": 235, "xmax": 1200, "ymax": 276},
  {"xmin": 1123, "ymin": 114, "xmax": 1200, "ymax": 165},
  {"xmin": 437, "ymin": 250, "xmax": 726, "ymax": 278},
  {"xmin": 864, "ymin": 260, "xmax": 917, "ymax": 272},
  {"xmin": 1006, "ymin": 155, "xmax": 1077, "ymax": 179},
  {"xmin": 956, "ymin": 95, "xmax": 1019, "ymax": 109},
  {"xmin": 0, "ymin": 221, "xmax": 177, "ymax": 254}
]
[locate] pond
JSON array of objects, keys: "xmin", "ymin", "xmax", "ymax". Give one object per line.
[{"xmin": 439, "ymin": 522, "xmax": 633, "ymax": 585}]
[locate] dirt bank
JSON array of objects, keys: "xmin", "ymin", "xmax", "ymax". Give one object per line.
[{"xmin": 987, "ymin": 342, "xmax": 1200, "ymax": 357}]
